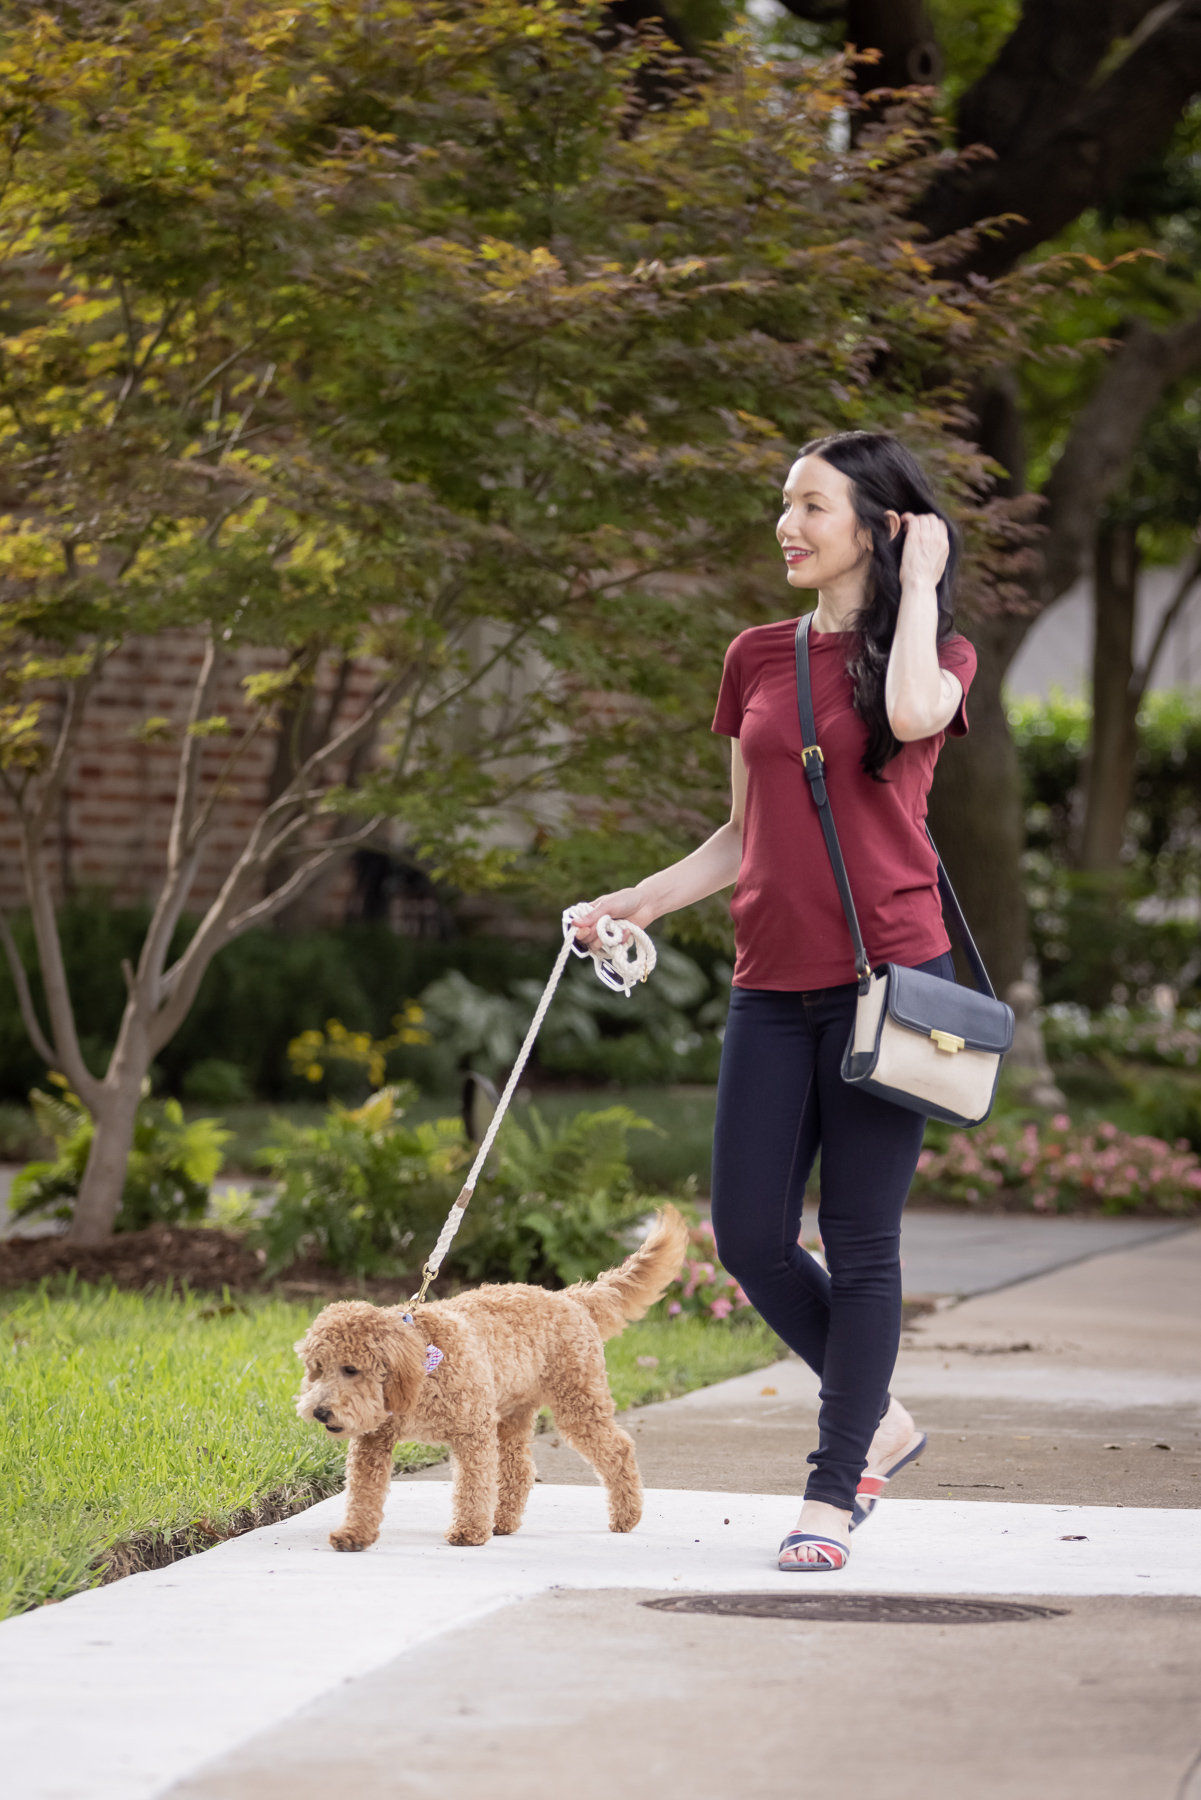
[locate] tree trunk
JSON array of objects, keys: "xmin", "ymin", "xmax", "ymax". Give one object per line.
[
  {"xmin": 926, "ymin": 611, "xmax": 1031, "ymax": 996},
  {"xmin": 1078, "ymin": 519, "xmax": 1140, "ymax": 870},
  {"xmin": 925, "ymin": 371, "xmax": 1033, "ymax": 995},
  {"xmin": 69, "ymin": 1034, "xmax": 150, "ymax": 1244},
  {"xmin": 846, "ymin": 0, "xmax": 941, "ymax": 93}
]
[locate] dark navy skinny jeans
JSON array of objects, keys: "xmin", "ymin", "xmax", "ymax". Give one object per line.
[{"xmin": 710, "ymin": 952, "xmax": 954, "ymax": 1512}]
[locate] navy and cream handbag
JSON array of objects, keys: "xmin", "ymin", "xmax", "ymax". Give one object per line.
[{"xmin": 794, "ymin": 615, "xmax": 1014, "ymax": 1128}]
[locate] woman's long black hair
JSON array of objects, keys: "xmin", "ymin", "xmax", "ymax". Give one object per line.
[{"xmin": 795, "ymin": 431, "xmax": 959, "ymax": 780}]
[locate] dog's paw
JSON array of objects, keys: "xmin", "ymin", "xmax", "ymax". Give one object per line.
[
  {"xmin": 492, "ymin": 1518, "xmax": 524, "ymax": 1537},
  {"xmin": 445, "ymin": 1524, "xmax": 492, "ymax": 1547},
  {"xmin": 607, "ymin": 1507, "xmax": 642, "ymax": 1534},
  {"xmin": 329, "ymin": 1527, "xmax": 376, "ymax": 1553}
]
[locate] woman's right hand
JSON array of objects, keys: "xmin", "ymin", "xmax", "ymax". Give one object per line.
[{"xmin": 570, "ymin": 886, "xmax": 654, "ymax": 951}]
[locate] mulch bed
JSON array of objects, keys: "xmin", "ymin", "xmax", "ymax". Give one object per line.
[{"xmin": 0, "ymin": 1223, "xmax": 429, "ymax": 1302}]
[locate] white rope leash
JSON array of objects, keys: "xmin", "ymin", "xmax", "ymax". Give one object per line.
[{"xmin": 408, "ymin": 905, "xmax": 657, "ymax": 1305}]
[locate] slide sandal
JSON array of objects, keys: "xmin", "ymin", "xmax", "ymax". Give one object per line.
[
  {"xmin": 850, "ymin": 1430, "xmax": 927, "ymax": 1532},
  {"xmin": 777, "ymin": 1531, "xmax": 849, "ymax": 1572}
]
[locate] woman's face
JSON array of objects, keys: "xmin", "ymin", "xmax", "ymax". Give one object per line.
[{"xmin": 776, "ymin": 454, "xmax": 869, "ymax": 591}]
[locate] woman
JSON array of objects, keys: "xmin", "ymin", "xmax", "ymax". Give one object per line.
[{"xmin": 574, "ymin": 431, "xmax": 976, "ymax": 1571}]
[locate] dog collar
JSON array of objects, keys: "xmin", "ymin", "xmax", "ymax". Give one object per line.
[{"xmin": 402, "ymin": 1312, "xmax": 443, "ymax": 1373}]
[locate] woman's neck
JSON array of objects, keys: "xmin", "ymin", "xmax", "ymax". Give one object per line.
[{"xmin": 810, "ymin": 572, "xmax": 868, "ymax": 634}]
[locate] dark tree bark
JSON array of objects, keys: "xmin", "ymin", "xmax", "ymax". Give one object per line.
[
  {"xmin": 1078, "ymin": 519, "xmax": 1141, "ymax": 870},
  {"xmin": 845, "ymin": 1, "xmax": 940, "ymax": 94},
  {"xmin": 927, "ymin": 610, "xmax": 1032, "ymax": 994},
  {"xmin": 1078, "ymin": 527, "xmax": 1201, "ymax": 870},
  {"xmin": 914, "ymin": 1, "xmax": 1201, "ymax": 278},
  {"xmin": 927, "ymin": 371, "xmax": 1031, "ymax": 993},
  {"xmin": 776, "ymin": 1, "xmax": 1201, "ymax": 283}
]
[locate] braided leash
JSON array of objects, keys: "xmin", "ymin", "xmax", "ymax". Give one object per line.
[{"xmin": 407, "ymin": 904, "xmax": 656, "ymax": 1307}]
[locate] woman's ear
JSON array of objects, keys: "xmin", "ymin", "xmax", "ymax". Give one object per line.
[
  {"xmin": 885, "ymin": 510, "xmax": 902, "ymax": 541},
  {"xmin": 380, "ymin": 1316, "xmax": 426, "ymax": 1420}
]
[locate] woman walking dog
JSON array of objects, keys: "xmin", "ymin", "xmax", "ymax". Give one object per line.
[{"xmin": 575, "ymin": 431, "xmax": 978, "ymax": 1571}]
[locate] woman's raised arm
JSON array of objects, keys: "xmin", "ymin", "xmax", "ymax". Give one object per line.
[{"xmin": 885, "ymin": 513, "xmax": 963, "ymax": 741}]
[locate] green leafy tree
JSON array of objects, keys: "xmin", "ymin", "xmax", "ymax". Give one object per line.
[{"xmin": 0, "ymin": 0, "xmax": 1042, "ymax": 1240}]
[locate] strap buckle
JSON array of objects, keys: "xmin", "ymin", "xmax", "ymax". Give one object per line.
[{"xmin": 801, "ymin": 744, "xmax": 824, "ymax": 784}]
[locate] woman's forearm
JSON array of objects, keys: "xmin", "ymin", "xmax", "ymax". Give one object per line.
[
  {"xmin": 635, "ymin": 820, "xmax": 743, "ymax": 924},
  {"xmin": 886, "ymin": 575, "xmax": 961, "ymax": 740}
]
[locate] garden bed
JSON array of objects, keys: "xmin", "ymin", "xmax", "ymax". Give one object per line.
[{"xmin": 0, "ymin": 1223, "xmax": 433, "ymax": 1301}]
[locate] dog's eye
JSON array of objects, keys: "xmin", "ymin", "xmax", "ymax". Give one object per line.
[{"xmin": 341, "ymin": 1365, "xmax": 360, "ymax": 1377}]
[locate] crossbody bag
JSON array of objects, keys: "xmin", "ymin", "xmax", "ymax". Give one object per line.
[{"xmin": 794, "ymin": 614, "xmax": 1014, "ymax": 1127}]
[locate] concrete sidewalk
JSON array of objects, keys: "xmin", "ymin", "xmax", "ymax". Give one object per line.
[{"xmin": 3, "ymin": 1221, "xmax": 1199, "ymax": 1800}]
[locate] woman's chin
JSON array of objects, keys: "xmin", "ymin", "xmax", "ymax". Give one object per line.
[{"xmin": 785, "ymin": 567, "xmax": 818, "ymax": 589}]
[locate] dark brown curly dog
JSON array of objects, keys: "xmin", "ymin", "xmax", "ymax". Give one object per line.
[{"xmin": 295, "ymin": 1205, "xmax": 687, "ymax": 1551}]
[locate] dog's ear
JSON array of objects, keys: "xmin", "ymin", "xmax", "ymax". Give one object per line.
[{"xmin": 379, "ymin": 1315, "xmax": 426, "ymax": 1421}]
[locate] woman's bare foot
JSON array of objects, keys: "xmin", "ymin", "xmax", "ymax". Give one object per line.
[
  {"xmin": 778, "ymin": 1499, "xmax": 852, "ymax": 1567},
  {"xmin": 865, "ymin": 1396, "xmax": 917, "ymax": 1474}
]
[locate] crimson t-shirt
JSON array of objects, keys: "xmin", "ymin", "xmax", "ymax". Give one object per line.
[{"xmin": 712, "ymin": 617, "xmax": 977, "ymax": 990}]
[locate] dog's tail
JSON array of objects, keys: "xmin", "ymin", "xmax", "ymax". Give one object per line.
[{"xmin": 567, "ymin": 1204, "xmax": 689, "ymax": 1341}]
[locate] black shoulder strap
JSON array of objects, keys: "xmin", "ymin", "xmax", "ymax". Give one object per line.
[{"xmin": 793, "ymin": 614, "xmax": 997, "ymax": 1001}]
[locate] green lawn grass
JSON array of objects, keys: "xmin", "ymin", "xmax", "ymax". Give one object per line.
[
  {"xmin": 605, "ymin": 1311, "xmax": 784, "ymax": 1410},
  {"xmin": 1, "ymin": 1282, "xmax": 784, "ymax": 1618},
  {"xmin": 0, "ymin": 1282, "xmax": 444, "ymax": 1620}
]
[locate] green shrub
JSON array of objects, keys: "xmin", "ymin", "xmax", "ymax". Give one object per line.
[
  {"xmin": 416, "ymin": 947, "xmax": 728, "ymax": 1087},
  {"xmin": 0, "ymin": 907, "xmax": 562, "ymax": 1104},
  {"xmin": 11, "ymin": 1086, "xmax": 230, "ymax": 1231},
  {"xmin": 182, "ymin": 1059, "xmax": 253, "ymax": 1106},
  {"xmin": 0, "ymin": 1102, "xmax": 46, "ymax": 1162},
  {"xmin": 254, "ymin": 1089, "xmax": 665, "ymax": 1287},
  {"xmin": 1010, "ymin": 691, "xmax": 1201, "ymax": 1007},
  {"xmin": 1042, "ymin": 1003, "xmax": 1201, "ymax": 1069},
  {"xmin": 255, "ymin": 1084, "xmax": 467, "ymax": 1278},
  {"xmin": 457, "ymin": 1106, "xmax": 659, "ymax": 1287}
]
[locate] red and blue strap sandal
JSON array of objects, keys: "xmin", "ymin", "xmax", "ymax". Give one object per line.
[
  {"xmin": 850, "ymin": 1430, "xmax": 927, "ymax": 1532},
  {"xmin": 777, "ymin": 1532, "xmax": 849, "ymax": 1572}
]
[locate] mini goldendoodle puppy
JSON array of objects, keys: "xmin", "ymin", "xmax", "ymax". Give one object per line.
[{"xmin": 295, "ymin": 1204, "xmax": 687, "ymax": 1552}]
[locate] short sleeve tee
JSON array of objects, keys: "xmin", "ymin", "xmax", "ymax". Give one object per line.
[{"xmin": 711, "ymin": 617, "xmax": 977, "ymax": 990}]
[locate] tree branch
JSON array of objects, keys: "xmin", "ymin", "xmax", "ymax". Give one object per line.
[
  {"xmin": 1039, "ymin": 310, "xmax": 1201, "ymax": 605},
  {"xmin": 1133, "ymin": 542, "xmax": 1201, "ymax": 705},
  {"xmin": 147, "ymin": 817, "xmax": 383, "ymax": 1052},
  {"xmin": 30, "ymin": 647, "xmax": 107, "ymax": 844},
  {"xmin": 0, "ymin": 911, "xmax": 57, "ymax": 1070},
  {"xmin": 10, "ymin": 830, "xmax": 101, "ymax": 1106},
  {"xmin": 134, "ymin": 631, "xmax": 221, "ymax": 1006},
  {"xmin": 916, "ymin": 0, "xmax": 1201, "ymax": 277}
]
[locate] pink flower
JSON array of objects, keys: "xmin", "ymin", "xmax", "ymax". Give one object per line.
[
  {"xmin": 1051, "ymin": 1113, "xmax": 1071, "ymax": 1132},
  {"xmin": 668, "ymin": 1301, "xmax": 682, "ymax": 1316},
  {"xmin": 709, "ymin": 1296, "xmax": 733, "ymax": 1320}
]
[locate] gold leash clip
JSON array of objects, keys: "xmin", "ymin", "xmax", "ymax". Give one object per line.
[{"xmin": 408, "ymin": 1263, "xmax": 436, "ymax": 1309}]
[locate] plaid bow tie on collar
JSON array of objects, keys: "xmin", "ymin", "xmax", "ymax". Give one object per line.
[{"xmin": 401, "ymin": 1311, "xmax": 444, "ymax": 1374}]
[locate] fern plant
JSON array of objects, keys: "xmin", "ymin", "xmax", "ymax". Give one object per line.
[{"xmin": 11, "ymin": 1084, "xmax": 230, "ymax": 1232}]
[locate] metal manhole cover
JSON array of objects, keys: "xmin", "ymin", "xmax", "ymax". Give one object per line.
[{"xmin": 641, "ymin": 1594, "xmax": 1067, "ymax": 1625}]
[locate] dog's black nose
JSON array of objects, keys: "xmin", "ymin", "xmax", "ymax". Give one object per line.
[{"xmin": 313, "ymin": 1405, "xmax": 333, "ymax": 1424}]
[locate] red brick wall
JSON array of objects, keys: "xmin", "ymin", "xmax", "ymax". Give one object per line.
[{"xmin": 0, "ymin": 631, "xmax": 372, "ymax": 922}]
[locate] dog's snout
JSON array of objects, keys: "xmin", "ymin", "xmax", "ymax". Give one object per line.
[{"xmin": 313, "ymin": 1405, "xmax": 333, "ymax": 1424}]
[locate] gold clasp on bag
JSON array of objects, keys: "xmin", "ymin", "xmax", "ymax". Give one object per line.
[{"xmin": 930, "ymin": 1028, "xmax": 965, "ymax": 1055}]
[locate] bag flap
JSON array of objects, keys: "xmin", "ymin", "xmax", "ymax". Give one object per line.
[{"xmin": 884, "ymin": 963, "xmax": 1014, "ymax": 1055}]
